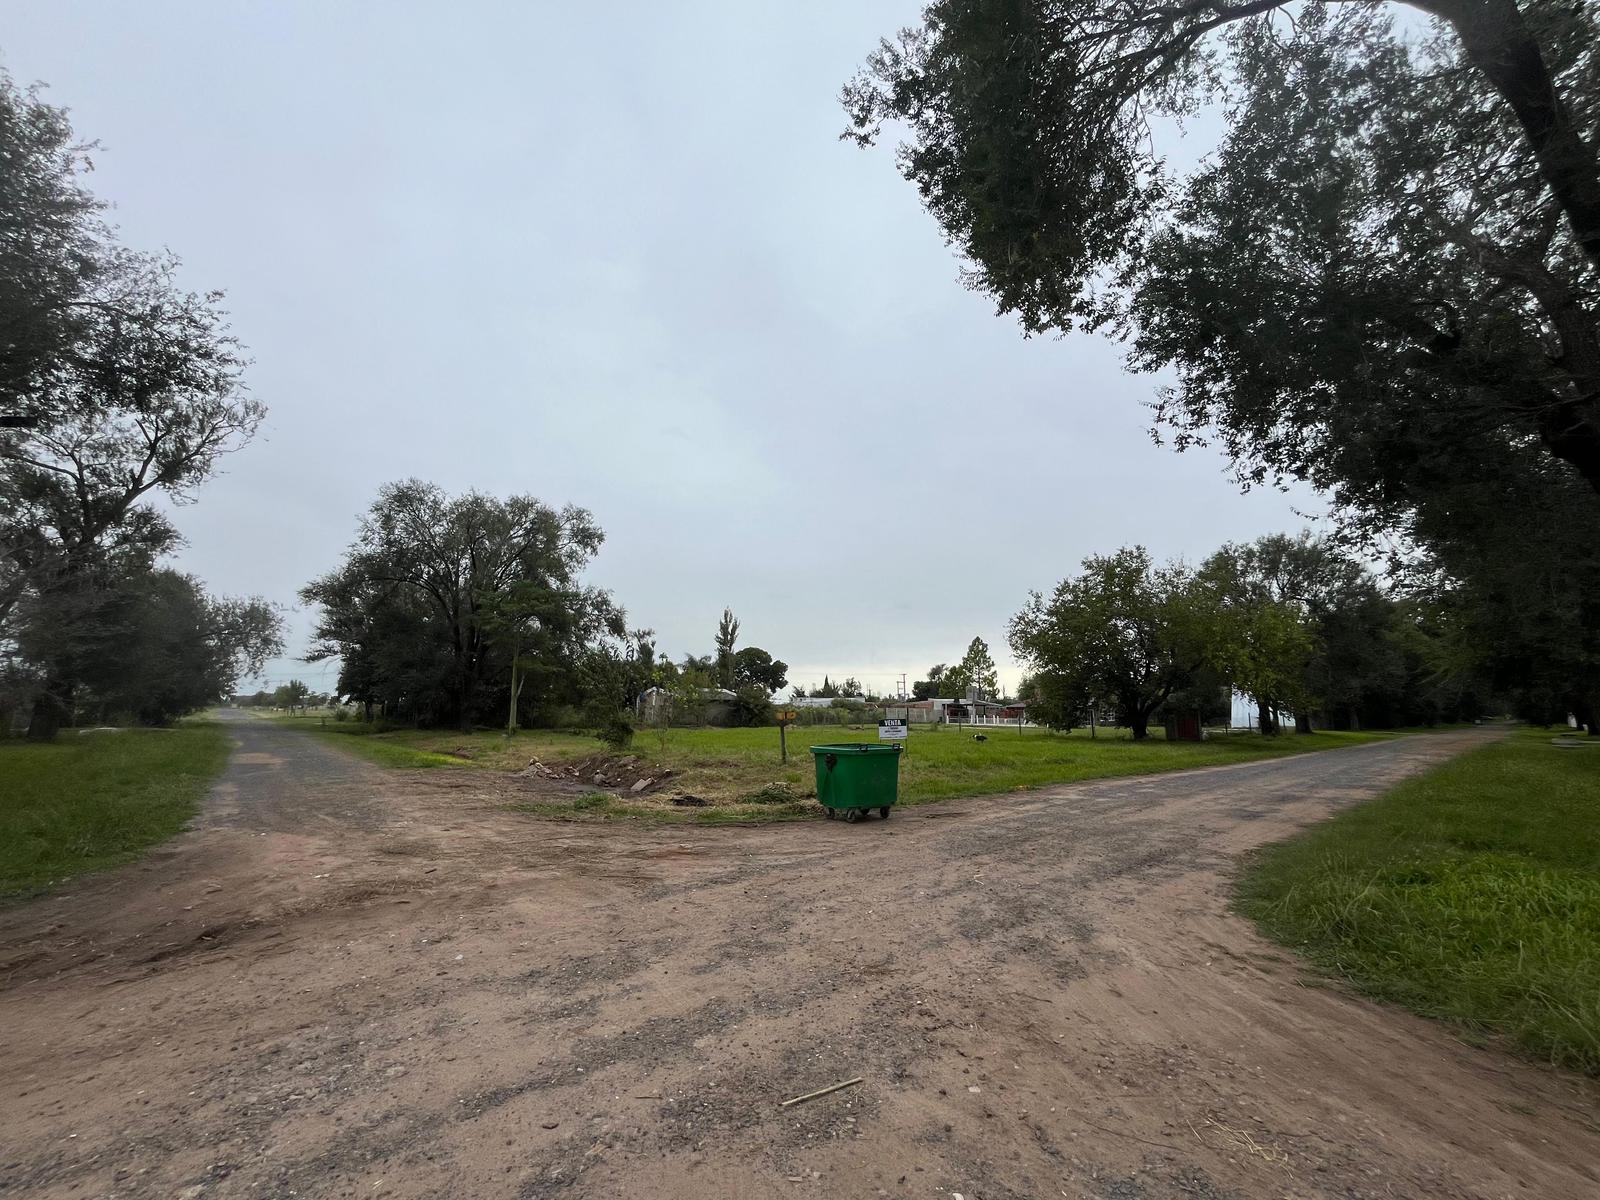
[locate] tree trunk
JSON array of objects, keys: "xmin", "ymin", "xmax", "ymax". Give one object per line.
[
  {"xmin": 26, "ymin": 681, "xmax": 71, "ymax": 742},
  {"xmin": 1295, "ymin": 712, "xmax": 1313, "ymax": 734},
  {"xmin": 1420, "ymin": 0, "xmax": 1600, "ymax": 271},
  {"xmin": 1257, "ymin": 700, "xmax": 1277, "ymax": 736},
  {"xmin": 1130, "ymin": 710, "xmax": 1150, "ymax": 740},
  {"xmin": 507, "ymin": 633, "xmax": 521, "ymax": 735}
]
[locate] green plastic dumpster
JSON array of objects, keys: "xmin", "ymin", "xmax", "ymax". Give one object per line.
[{"xmin": 810, "ymin": 743, "xmax": 902, "ymax": 822}]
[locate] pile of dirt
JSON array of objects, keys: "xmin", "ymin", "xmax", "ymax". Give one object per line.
[{"xmin": 516, "ymin": 752, "xmax": 674, "ymax": 795}]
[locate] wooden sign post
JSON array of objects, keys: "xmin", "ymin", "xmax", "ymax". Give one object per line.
[{"xmin": 776, "ymin": 709, "xmax": 798, "ymax": 763}]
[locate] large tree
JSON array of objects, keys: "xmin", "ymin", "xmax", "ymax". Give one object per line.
[
  {"xmin": 0, "ymin": 70, "xmax": 101, "ymax": 429},
  {"xmin": 10, "ymin": 566, "xmax": 281, "ymax": 727},
  {"xmin": 302, "ymin": 482, "xmax": 622, "ymax": 729},
  {"xmin": 1198, "ymin": 541, "xmax": 1320, "ymax": 733},
  {"xmin": 732, "ymin": 645, "xmax": 789, "ymax": 693},
  {"xmin": 953, "ymin": 635, "xmax": 1000, "ymax": 698},
  {"xmin": 845, "ymin": 1, "xmax": 1600, "ymax": 551},
  {"xmin": 0, "ymin": 74, "xmax": 264, "ymax": 738},
  {"xmin": 912, "ymin": 663, "xmax": 953, "ymax": 700},
  {"xmin": 1009, "ymin": 546, "xmax": 1219, "ymax": 738}
]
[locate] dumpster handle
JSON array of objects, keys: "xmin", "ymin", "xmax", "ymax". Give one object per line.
[{"xmin": 824, "ymin": 753, "xmax": 837, "ymax": 771}]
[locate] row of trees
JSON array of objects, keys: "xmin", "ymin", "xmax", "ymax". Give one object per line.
[
  {"xmin": 1010, "ymin": 536, "xmax": 1486, "ymax": 740},
  {"xmin": 0, "ymin": 72, "xmax": 281, "ymax": 737},
  {"xmin": 236, "ymin": 682, "xmax": 337, "ymax": 714},
  {"xmin": 847, "ymin": 0, "xmax": 1600, "ymax": 736}
]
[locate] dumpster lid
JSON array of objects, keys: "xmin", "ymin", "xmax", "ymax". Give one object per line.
[{"xmin": 808, "ymin": 743, "xmax": 901, "ymax": 754}]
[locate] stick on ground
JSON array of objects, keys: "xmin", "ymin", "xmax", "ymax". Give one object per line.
[{"xmin": 781, "ymin": 1077, "xmax": 863, "ymax": 1108}]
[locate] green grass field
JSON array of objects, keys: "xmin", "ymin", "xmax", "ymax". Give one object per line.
[
  {"xmin": 269, "ymin": 711, "xmax": 1392, "ymax": 820},
  {"xmin": 0, "ymin": 721, "xmax": 232, "ymax": 897},
  {"xmin": 1238, "ymin": 728, "xmax": 1600, "ymax": 1074}
]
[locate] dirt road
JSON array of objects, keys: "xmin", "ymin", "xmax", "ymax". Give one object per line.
[{"xmin": 2, "ymin": 717, "xmax": 1595, "ymax": 1199}]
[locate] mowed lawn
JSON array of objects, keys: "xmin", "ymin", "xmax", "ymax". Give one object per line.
[
  {"xmin": 1239, "ymin": 728, "xmax": 1600, "ymax": 1074},
  {"xmin": 278, "ymin": 714, "xmax": 1390, "ymax": 812},
  {"xmin": 0, "ymin": 722, "xmax": 232, "ymax": 896}
]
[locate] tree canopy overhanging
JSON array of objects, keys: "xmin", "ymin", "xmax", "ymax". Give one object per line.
[{"xmin": 843, "ymin": 1, "xmax": 1600, "ymax": 497}]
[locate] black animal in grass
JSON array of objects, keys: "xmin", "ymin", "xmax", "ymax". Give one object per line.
[{"xmin": 972, "ymin": 733, "xmax": 987, "ymax": 742}]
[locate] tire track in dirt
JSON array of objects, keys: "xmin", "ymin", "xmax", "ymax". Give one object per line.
[{"xmin": 2, "ymin": 721, "xmax": 1596, "ymax": 1199}]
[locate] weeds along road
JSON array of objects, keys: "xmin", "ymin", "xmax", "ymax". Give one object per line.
[{"xmin": 1, "ymin": 716, "xmax": 1595, "ymax": 1199}]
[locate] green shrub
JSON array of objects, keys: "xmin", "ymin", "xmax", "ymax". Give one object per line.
[{"xmin": 596, "ymin": 710, "xmax": 634, "ymax": 749}]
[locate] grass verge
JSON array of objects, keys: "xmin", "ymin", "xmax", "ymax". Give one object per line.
[
  {"xmin": 0, "ymin": 721, "xmax": 232, "ymax": 897},
  {"xmin": 1237, "ymin": 727, "xmax": 1600, "ymax": 1074}
]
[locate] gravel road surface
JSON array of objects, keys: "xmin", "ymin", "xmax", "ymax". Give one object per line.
[{"xmin": 2, "ymin": 716, "xmax": 1595, "ymax": 1200}]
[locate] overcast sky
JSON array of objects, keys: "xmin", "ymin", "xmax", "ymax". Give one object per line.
[{"xmin": 5, "ymin": 1, "xmax": 1321, "ymax": 698}]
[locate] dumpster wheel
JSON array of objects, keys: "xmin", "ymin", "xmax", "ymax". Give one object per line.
[
  {"xmin": 879, "ymin": 806, "xmax": 891, "ymax": 820},
  {"xmin": 844, "ymin": 808, "xmax": 862, "ymax": 824}
]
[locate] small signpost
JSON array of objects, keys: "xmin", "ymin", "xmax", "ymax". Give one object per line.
[
  {"xmin": 878, "ymin": 717, "xmax": 908, "ymax": 747},
  {"xmin": 776, "ymin": 708, "xmax": 798, "ymax": 763}
]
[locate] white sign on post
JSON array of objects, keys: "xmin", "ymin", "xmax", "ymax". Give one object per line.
[{"xmin": 878, "ymin": 718, "xmax": 908, "ymax": 741}]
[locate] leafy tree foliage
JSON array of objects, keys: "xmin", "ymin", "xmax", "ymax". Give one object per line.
[
  {"xmin": 728, "ymin": 684, "xmax": 776, "ymax": 727},
  {"xmin": 1199, "ymin": 549, "xmax": 1316, "ymax": 734},
  {"xmin": 8, "ymin": 566, "xmax": 280, "ymax": 727},
  {"xmin": 1200, "ymin": 532, "xmax": 1456, "ymax": 732},
  {"xmin": 953, "ymin": 636, "xmax": 1000, "ymax": 699},
  {"xmin": 1014, "ymin": 535, "xmax": 1488, "ymax": 737},
  {"xmin": 1009, "ymin": 547, "xmax": 1220, "ymax": 739},
  {"xmin": 576, "ymin": 638, "xmax": 657, "ymax": 747},
  {"xmin": 274, "ymin": 678, "xmax": 310, "ymax": 715},
  {"xmin": 848, "ymin": 2, "xmax": 1600, "ymax": 720},
  {"xmin": 1014, "ymin": 668, "xmax": 1089, "ymax": 733},
  {"xmin": 0, "ymin": 72, "xmax": 265, "ymax": 738},
  {"xmin": 732, "ymin": 645, "xmax": 789, "ymax": 693},
  {"xmin": 847, "ymin": 1, "xmax": 1600, "ymax": 489},
  {"xmin": 912, "ymin": 664, "xmax": 952, "ymax": 700},
  {"xmin": 1396, "ymin": 453, "xmax": 1600, "ymax": 727},
  {"xmin": 0, "ymin": 70, "xmax": 100, "ymax": 427},
  {"xmin": 302, "ymin": 482, "xmax": 625, "ymax": 729}
]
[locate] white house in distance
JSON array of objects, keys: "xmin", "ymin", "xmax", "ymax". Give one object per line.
[
  {"xmin": 789, "ymin": 695, "xmax": 867, "ymax": 709},
  {"xmin": 882, "ymin": 697, "xmax": 1012, "ymax": 725}
]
